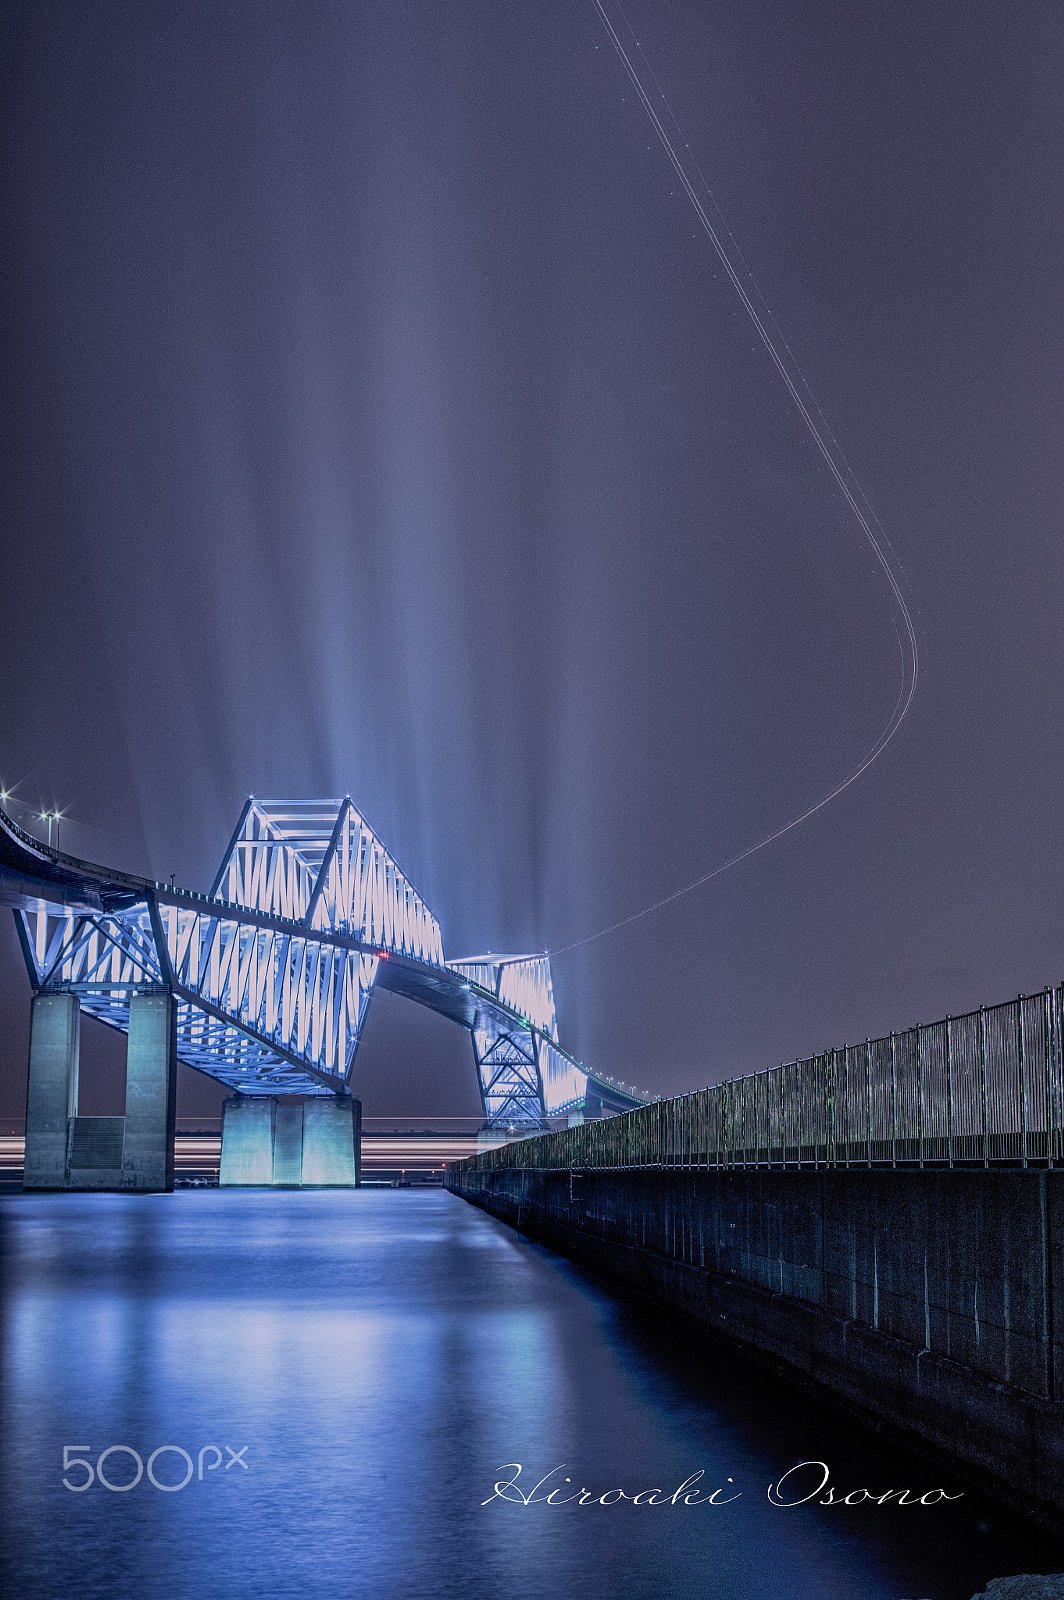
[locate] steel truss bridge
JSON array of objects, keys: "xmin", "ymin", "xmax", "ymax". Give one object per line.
[{"xmin": 0, "ymin": 798, "xmax": 642, "ymax": 1129}]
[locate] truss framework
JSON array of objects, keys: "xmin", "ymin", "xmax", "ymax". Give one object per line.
[
  {"xmin": 9, "ymin": 798, "xmax": 625, "ymax": 1122},
  {"xmin": 449, "ymin": 954, "xmax": 586, "ymax": 1127},
  {"xmin": 18, "ymin": 893, "xmax": 378, "ymax": 1094},
  {"xmin": 214, "ymin": 798, "xmax": 443, "ymax": 963}
]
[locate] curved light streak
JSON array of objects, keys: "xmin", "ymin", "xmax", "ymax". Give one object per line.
[{"xmin": 550, "ymin": 3, "xmax": 920, "ymax": 958}]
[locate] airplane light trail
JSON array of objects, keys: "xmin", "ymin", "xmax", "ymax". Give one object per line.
[{"xmin": 549, "ymin": 3, "xmax": 921, "ymax": 958}]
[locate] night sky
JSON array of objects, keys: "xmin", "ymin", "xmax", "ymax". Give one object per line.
[{"xmin": 2, "ymin": 0, "xmax": 1063, "ymax": 1118}]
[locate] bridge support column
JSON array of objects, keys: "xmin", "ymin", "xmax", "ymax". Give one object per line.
[
  {"xmin": 272, "ymin": 1102, "xmax": 304, "ymax": 1185},
  {"xmin": 220, "ymin": 1095, "xmax": 360, "ymax": 1187},
  {"xmin": 302, "ymin": 1097, "xmax": 360, "ymax": 1186},
  {"xmin": 23, "ymin": 993, "xmax": 80, "ymax": 1190},
  {"xmin": 121, "ymin": 992, "xmax": 177, "ymax": 1191},
  {"xmin": 219, "ymin": 1097, "xmax": 275, "ymax": 1185},
  {"xmin": 24, "ymin": 991, "xmax": 177, "ymax": 1192}
]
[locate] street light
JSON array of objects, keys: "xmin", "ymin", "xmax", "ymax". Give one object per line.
[{"xmin": 38, "ymin": 810, "xmax": 64, "ymax": 848}]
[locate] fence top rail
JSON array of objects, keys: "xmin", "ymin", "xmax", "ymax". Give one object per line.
[{"xmin": 445, "ymin": 986, "xmax": 1063, "ymax": 1175}]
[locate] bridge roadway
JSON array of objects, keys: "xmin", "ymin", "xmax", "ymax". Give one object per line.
[{"xmin": 0, "ymin": 798, "xmax": 642, "ymax": 1191}]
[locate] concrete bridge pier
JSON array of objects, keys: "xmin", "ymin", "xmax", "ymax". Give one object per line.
[
  {"xmin": 23, "ymin": 992, "xmax": 80, "ymax": 1188},
  {"xmin": 23, "ymin": 990, "xmax": 177, "ymax": 1191},
  {"xmin": 220, "ymin": 1095, "xmax": 361, "ymax": 1187},
  {"xmin": 122, "ymin": 992, "xmax": 177, "ymax": 1190}
]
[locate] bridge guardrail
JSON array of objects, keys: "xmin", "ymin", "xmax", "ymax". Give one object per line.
[{"xmin": 449, "ymin": 987, "xmax": 1064, "ymax": 1172}]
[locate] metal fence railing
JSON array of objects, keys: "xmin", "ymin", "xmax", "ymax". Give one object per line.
[{"xmin": 449, "ymin": 988, "xmax": 1064, "ymax": 1174}]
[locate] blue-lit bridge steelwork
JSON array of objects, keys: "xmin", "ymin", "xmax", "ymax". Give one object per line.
[{"xmin": 0, "ymin": 798, "xmax": 642, "ymax": 1128}]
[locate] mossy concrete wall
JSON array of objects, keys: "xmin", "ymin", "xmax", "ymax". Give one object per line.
[{"xmin": 446, "ymin": 1159, "xmax": 1064, "ymax": 1531}]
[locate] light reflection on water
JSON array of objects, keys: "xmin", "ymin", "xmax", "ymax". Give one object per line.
[{"xmin": 0, "ymin": 1189, "xmax": 1059, "ymax": 1600}]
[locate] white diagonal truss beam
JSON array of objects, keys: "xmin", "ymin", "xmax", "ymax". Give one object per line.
[{"xmin": 214, "ymin": 798, "xmax": 444, "ymax": 964}]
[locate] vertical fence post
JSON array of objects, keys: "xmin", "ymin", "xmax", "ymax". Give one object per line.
[
  {"xmin": 1049, "ymin": 979, "xmax": 1056, "ymax": 1171},
  {"xmin": 733, "ymin": 1080, "xmax": 739, "ymax": 1168},
  {"xmin": 865, "ymin": 1039, "xmax": 873, "ymax": 1167},
  {"xmin": 945, "ymin": 1016, "xmax": 954, "ymax": 1169},
  {"xmin": 797, "ymin": 1059, "xmax": 803, "ymax": 1169},
  {"xmin": 883, "ymin": 1030, "xmax": 889, "ymax": 1171},
  {"xmin": 817, "ymin": 1053, "xmax": 824, "ymax": 1166},
  {"xmin": 729, "ymin": 1080, "xmax": 736, "ymax": 1169},
  {"xmin": 825, "ymin": 1051, "xmax": 833, "ymax": 1167},
  {"xmin": 916, "ymin": 1025, "xmax": 924, "ymax": 1169},
  {"xmin": 718, "ymin": 1082, "xmax": 724, "ymax": 1169},
  {"xmin": 748, "ymin": 1074, "xmax": 754, "ymax": 1166},
  {"xmin": 1043, "ymin": 990, "xmax": 1054, "ymax": 1168},
  {"xmin": 1017, "ymin": 994, "xmax": 1029, "ymax": 1170},
  {"xmin": 719, "ymin": 1083, "xmax": 725, "ymax": 1169},
  {"xmin": 716, "ymin": 1081, "xmax": 726, "ymax": 1171},
  {"xmin": 979, "ymin": 1005, "xmax": 989, "ymax": 1169},
  {"xmin": 729, "ymin": 1075, "xmax": 739, "ymax": 1164},
  {"xmin": 720, "ymin": 1081, "xmax": 726, "ymax": 1169}
]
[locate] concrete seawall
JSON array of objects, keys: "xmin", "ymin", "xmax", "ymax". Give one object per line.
[{"xmin": 446, "ymin": 1159, "xmax": 1064, "ymax": 1531}]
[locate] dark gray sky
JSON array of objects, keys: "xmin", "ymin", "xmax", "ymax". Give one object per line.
[{"xmin": 2, "ymin": 0, "xmax": 1063, "ymax": 1116}]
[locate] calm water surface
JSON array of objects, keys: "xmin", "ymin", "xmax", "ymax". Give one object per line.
[{"xmin": 0, "ymin": 1189, "xmax": 1060, "ymax": 1600}]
